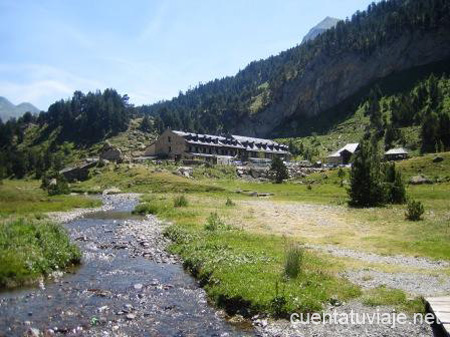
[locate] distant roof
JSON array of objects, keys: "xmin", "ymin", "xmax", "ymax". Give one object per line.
[
  {"xmin": 385, "ymin": 147, "xmax": 409, "ymax": 155},
  {"xmin": 328, "ymin": 143, "xmax": 359, "ymax": 158},
  {"xmin": 170, "ymin": 130, "xmax": 289, "ymax": 154},
  {"xmin": 231, "ymin": 135, "xmax": 278, "ymax": 146}
]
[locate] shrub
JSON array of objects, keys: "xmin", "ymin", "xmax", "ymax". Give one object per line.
[
  {"xmin": 132, "ymin": 202, "xmax": 159, "ymax": 215},
  {"xmin": 173, "ymin": 195, "xmax": 188, "ymax": 208},
  {"xmin": 284, "ymin": 245, "xmax": 303, "ymax": 279},
  {"xmin": 337, "ymin": 167, "xmax": 346, "ymax": 179},
  {"xmin": 225, "ymin": 197, "xmax": 235, "ymax": 207},
  {"xmin": 204, "ymin": 212, "xmax": 228, "ymax": 231},
  {"xmin": 405, "ymin": 200, "xmax": 425, "ymax": 221},
  {"xmin": 41, "ymin": 173, "xmax": 70, "ymax": 196},
  {"xmin": 270, "ymin": 281, "xmax": 287, "ymax": 317}
]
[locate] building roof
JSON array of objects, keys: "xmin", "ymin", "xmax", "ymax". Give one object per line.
[
  {"xmin": 328, "ymin": 143, "xmax": 359, "ymax": 158},
  {"xmin": 385, "ymin": 147, "xmax": 409, "ymax": 155},
  {"xmin": 171, "ymin": 130, "xmax": 289, "ymax": 154}
]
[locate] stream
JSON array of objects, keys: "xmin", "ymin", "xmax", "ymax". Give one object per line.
[{"xmin": 0, "ymin": 195, "xmax": 254, "ymax": 336}]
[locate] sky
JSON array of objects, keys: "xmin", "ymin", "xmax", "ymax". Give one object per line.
[{"xmin": 0, "ymin": 0, "xmax": 376, "ymax": 110}]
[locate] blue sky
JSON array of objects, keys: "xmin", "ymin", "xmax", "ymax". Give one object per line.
[{"xmin": 0, "ymin": 0, "xmax": 376, "ymax": 110}]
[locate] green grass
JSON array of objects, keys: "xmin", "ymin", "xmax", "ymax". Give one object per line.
[
  {"xmin": 0, "ymin": 179, "xmax": 101, "ymax": 288},
  {"xmin": 0, "ymin": 218, "xmax": 81, "ymax": 288},
  {"xmin": 362, "ymin": 286, "xmax": 425, "ymax": 314},
  {"xmin": 0, "ymin": 180, "xmax": 101, "ymax": 217},
  {"xmin": 133, "ymin": 194, "xmax": 360, "ymax": 317},
  {"xmin": 72, "ymin": 164, "xmax": 225, "ymax": 194}
]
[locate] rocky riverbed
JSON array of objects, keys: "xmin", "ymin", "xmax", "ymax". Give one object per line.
[{"xmin": 0, "ymin": 194, "xmax": 251, "ymax": 336}]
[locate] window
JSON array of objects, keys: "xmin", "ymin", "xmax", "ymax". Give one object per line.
[
  {"xmin": 168, "ymin": 146, "xmax": 172, "ymax": 153},
  {"xmin": 168, "ymin": 136, "xmax": 171, "ymax": 143}
]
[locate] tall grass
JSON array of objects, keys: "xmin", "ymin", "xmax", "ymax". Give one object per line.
[
  {"xmin": 132, "ymin": 202, "xmax": 159, "ymax": 215},
  {"xmin": 284, "ymin": 245, "xmax": 303, "ymax": 279},
  {"xmin": 173, "ymin": 195, "xmax": 188, "ymax": 207}
]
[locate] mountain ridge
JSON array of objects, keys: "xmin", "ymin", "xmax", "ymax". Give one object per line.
[
  {"xmin": 0, "ymin": 96, "xmax": 40, "ymax": 121},
  {"xmin": 301, "ymin": 16, "xmax": 340, "ymax": 44}
]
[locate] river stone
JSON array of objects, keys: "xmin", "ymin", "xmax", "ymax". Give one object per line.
[{"xmin": 26, "ymin": 328, "xmax": 40, "ymax": 337}]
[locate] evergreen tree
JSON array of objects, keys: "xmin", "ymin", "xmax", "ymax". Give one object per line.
[
  {"xmin": 384, "ymin": 162, "xmax": 406, "ymax": 204},
  {"xmin": 421, "ymin": 107, "xmax": 440, "ymax": 153},
  {"xmin": 270, "ymin": 157, "xmax": 289, "ymax": 184},
  {"xmin": 140, "ymin": 115, "xmax": 152, "ymax": 132},
  {"xmin": 348, "ymin": 138, "xmax": 386, "ymax": 207}
]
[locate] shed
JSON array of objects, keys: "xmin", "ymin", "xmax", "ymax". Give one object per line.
[{"xmin": 384, "ymin": 147, "xmax": 409, "ymax": 161}]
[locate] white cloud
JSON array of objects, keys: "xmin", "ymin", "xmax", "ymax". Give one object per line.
[{"xmin": 0, "ymin": 63, "xmax": 106, "ymax": 109}]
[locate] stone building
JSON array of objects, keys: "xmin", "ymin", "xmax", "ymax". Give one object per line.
[{"xmin": 153, "ymin": 129, "xmax": 290, "ymax": 163}]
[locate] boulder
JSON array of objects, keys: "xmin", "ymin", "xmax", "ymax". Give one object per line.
[
  {"xmin": 409, "ymin": 175, "xmax": 432, "ymax": 185},
  {"xmin": 176, "ymin": 166, "xmax": 193, "ymax": 178},
  {"xmin": 102, "ymin": 187, "xmax": 121, "ymax": 195},
  {"xmin": 100, "ymin": 141, "xmax": 123, "ymax": 162}
]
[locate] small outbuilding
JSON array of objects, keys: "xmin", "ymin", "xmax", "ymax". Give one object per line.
[
  {"xmin": 384, "ymin": 147, "xmax": 409, "ymax": 161},
  {"xmin": 327, "ymin": 143, "xmax": 360, "ymax": 165}
]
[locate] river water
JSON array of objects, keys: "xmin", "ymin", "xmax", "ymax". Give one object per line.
[{"xmin": 0, "ymin": 195, "xmax": 254, "ymax": 336}]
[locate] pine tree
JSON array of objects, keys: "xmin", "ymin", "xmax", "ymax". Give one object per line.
[
  {"xmin": 384, "ymin": 162, "xmax": 406, "ymax": 204},
  {"xmin": 348, "ymin": 138, "xmax": 386, "ymax": 207},
  {"xmin": 140, "ymin": 115, "xmax": 152, "ymax": 132},
  {"xmin": 270, "ymin": 157, "xmax": 289, "ymax": 184}
]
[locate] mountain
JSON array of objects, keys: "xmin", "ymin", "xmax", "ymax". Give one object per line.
[
  {"xmin": 0, "ymin": 97, "xmax": 40, "ymax": 121},
  {"xmin": 301, "ymin": 16, "xmax": 340, "ymax": 44},
  {"xmin": 140, "ymin": 0, "xmax": 450, "ymax": 138}
]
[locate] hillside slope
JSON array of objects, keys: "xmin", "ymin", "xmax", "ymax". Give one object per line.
[{"xmin": 141, "ymin": 0, "xmax": 450, "ymax": 138}]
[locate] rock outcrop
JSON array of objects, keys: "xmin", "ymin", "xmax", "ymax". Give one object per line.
[
  {"xmin": 100, "ymin": 141, "xmax": 123, "ymax": 162},
  {"xmin": 235, "ymin": 27, "xmax": 450, "ymax": 137}
]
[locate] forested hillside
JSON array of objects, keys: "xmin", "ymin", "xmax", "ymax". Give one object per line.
[
  {"xmin": 0, "ymin": 89, "xmax": 133, "ymax": 179},
  {"xmin": 283, "ymin": 73, "xmax": 450, "ymax": 161},
  {"xmin": 139, "ymin": 0, "xmax": 450, "ymax": 137}
]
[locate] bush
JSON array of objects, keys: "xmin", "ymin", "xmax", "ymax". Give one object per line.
[
  {"xmin": 204, "ymin": 212, "xmax": 228, "ymax": 231},
  {"xmin": 132, "ymin": 202, "xmax": 159, "ymax": 215},
  {"xmin": 173, "ymin": 195, "xmax": 188, "ymax": 208},
  {"xmin": 405, "ymin": 200, "xmax": 425, "ymax": 221},
  {"xmin": 225, "ymin": 197, "xmax": 235, "ymax": 207},
  {"xmin": 284, "ymin": 245, "xmax": 303, "ymax": 279},
  {"xmin": 41, "ymin": 173, "xmax": 70, "ymax": 196}
]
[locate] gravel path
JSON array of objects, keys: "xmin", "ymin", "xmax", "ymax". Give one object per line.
[
  {"xmin": 305, "ymin": 244, "xmax": 450, "ymax": 297},
  {"xmin": 342, "ymin": 270, "xmax": 450, "ymax": 297},
  {"xmin": 307, "ymin": 244, "xmax": 449, "ymax": 270},
  {"xmin": 254, "ymin": 301, "xmax": 432, "ymax": 337}
]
